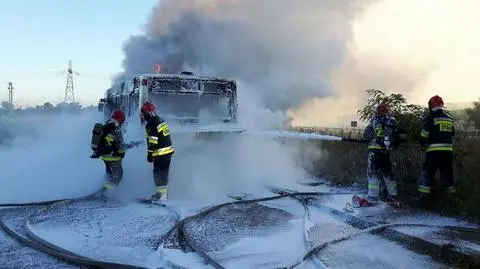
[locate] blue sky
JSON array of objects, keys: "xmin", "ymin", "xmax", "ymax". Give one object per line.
[{"xmin": 0, "ymin": 0, "xmax": 157, "ymax": 107}]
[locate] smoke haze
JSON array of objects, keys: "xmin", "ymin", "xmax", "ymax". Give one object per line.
[
  {"xmin": 291, "ymin": 0, "xmax": 480, "ymax": 127},
  {"xmin": 114, "ymin": 0, "xmax": 375, "ymax": 128}
]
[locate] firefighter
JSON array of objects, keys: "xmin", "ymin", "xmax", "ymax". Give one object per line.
[
  {"xmin": 353, "ymin": 103, "xmax": 401, "ymax": 207},
  {"xmin": 418, "ymin": 95, "xmax": 456, "ymax": 196},
  {"xmin": 93, "ymin": 110, "xmax": 127, "ymax": 196},
  {"xmin": 141, "ymin": 101, "xmax": 174, "ymax": 201}
]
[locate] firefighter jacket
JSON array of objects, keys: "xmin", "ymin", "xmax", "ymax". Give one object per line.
[
  {"xmin": 363, "ymin": 115, "xmax": 398, "ymax": 151},
  {"xmin": 145, "ymin": 115, "xmax": 174, "ymax": 160},
  {"xmin": 99, "ymin": 120, "xmax": 126, "ymax": 162},
  {"xmin": 419, "ymin": 108, "xmax": 455, "ymax": 152}
]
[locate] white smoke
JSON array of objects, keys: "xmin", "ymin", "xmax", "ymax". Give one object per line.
[
  {"xmin": 0, "ymin": 111, "xmax": 105, "ymax": 203},
  {"xmin": 116, "ymin": 110, "xmax": 311, "ymax": 203}
]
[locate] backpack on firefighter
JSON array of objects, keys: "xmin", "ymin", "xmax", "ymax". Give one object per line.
[
  {"xmin": 90, "ymin": 122, "xmax": 105, "ymax": 158},
  {"xmin": 90, "ymin": 121, "xmax": 144, "ymax": 159}
]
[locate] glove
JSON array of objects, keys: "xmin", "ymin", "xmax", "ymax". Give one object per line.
[
  {"xmin": 384, "ymin": 136, "xmax": 391, "ymax": 148},
  {"xmin": 133, "ymin": 141, "xmax": 143, "ymax": 147},
  {"xmin": 420, "ymin": 143, "xmax": 427, "ymax": 151},
  {"xmin": 147, "ymin": 154, "xmax": 153, "ymax": 163},
  {"xmin": 113, "ymin": 150, "xmax": 125, "ymax": 158},
  {"xmin": 125, "ymin": 141, "xmax": 142, "ymax": 149},
  {"xmin": 124, "ymin": 144, "xmax": 133, "ymax": 149}
]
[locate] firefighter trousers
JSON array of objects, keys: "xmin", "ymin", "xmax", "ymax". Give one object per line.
[
  {"xmin": 367, "ymin": 150, "xmax": 397, "ymax": 199},
  {"xmin": 153, "ymin": 153, "xmax": 173, "ymax": 187},
  {"xmin": 418, "ymin": 151, "xmax": 454, "ymax": 194},
  {"xmin": 104, "ymin": 160, "xmax": 123, "ymax": 186}
]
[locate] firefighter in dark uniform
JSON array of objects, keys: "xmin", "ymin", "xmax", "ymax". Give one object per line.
[
  {"xmin": 141, "ymin": 101, "xmax": 174, "ymax": 201},
  {"xmin": 418, "ymin": 95, "xmax": 456, "ymax": 196},
  {"xmin": 353, "ymin": 103, "xmax": 402, "ymax": 208},
  {"xmin": 92, "ymin": 110, "xmax": 127, "ymax": 196}
]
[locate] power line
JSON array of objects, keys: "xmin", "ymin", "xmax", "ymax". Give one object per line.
[{"xmin": 63, "ymin": 60, "xmax": 79, "ymax": 103}]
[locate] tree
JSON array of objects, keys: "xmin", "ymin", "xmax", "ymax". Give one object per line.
[
  {"xmin": 465, "ymin": 98, "xmax": 480, "ymax": 131},
  {"xmin": 55, "ymin": 102, "xmax": 82, "ymax": 114},
  {"xmin": 43, "ymin": 102, "xmax": 54, "ymax": 110},
  {"xmin": 1, "ymin": 101, "xmax": 14, "ymax": 111},
  {"xmin": 357, "ymin": 89, "xmax": 428, "ymax": 140},
  {"xmin": 40, "ymin": 102, "xmax": 55, "ymax": 113}
]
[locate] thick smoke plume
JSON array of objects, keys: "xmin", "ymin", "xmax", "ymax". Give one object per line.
[{"xmin": 114, "ymin": 0, "xmax": 374, "ymax": 119}]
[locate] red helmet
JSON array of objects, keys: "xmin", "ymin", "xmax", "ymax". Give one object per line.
[
  {"xmin": 141, "ymin": 101, "xmax": 156, "ymax": 115},
  {"xmin": 428, "ymin": 95, "xmax": 444, "ymax": 108},
  {"xmin": 376, "ymin": 103, "xmax": 390, "ymax": 116},
  {"xmin": 111, "ymin": 110, "xmax": 125, "ymax": 124}
]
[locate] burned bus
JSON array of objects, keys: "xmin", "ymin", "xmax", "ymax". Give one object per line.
[{"xmin": 98, "ymin": 71, "xmax": 238, "ymax": 127}]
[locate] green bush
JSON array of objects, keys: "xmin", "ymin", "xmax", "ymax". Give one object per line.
[{"xmin": 356, "ymin": 89, "xmax": 428, "ymax": 141}]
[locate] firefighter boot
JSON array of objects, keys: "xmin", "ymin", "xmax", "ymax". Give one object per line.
[
  {"xmin": 151, "ymin": 186, "xmax": 168, "ymax": 201},
  {"xmin": 444, "ymin": 187, "xmax": 461, "ymax": 208},
  {"xmin": 386, "ymin": 196, "xmax": 403, "ymax": 208},
  {"xmin": 101, "ymin": 182, "xmax": 116, "ymax": 198}
]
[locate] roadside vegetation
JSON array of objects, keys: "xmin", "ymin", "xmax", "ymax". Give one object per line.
[
  {"xmin": 0, "ymin": 101, "xmax": 95, "ymax": 145},
  {"xmin": 293, "ymin": 90, "xmax": 480, "ymax": 221}
]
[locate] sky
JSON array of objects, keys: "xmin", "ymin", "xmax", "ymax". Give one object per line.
[{"xmin": 0, "ymin": 0, "xmax": 157, "ymax": 107}]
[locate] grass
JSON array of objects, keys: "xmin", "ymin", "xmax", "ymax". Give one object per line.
[{"xmin": 294, "ymin": 137, "xmax": 480, "ymax": 222}]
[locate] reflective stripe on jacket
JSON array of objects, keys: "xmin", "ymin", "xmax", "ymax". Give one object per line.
[
  {"xmin": 145, "ymin": 115, "xmax": 174, "ymax": 158},
  {"xmin": 419, "ymin": 108, "xmax": 455, "ymax": 152},
  {"xmin": 363, "ymin": 115, "xmax": 397, "ymax": 151}
]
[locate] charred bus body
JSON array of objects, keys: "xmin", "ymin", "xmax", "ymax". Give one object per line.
[{"xmin": 98, "ymin": 72, "xmax": 238, "ymax": 127}]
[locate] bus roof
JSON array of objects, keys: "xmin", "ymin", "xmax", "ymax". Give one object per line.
[
  {"xmin": 137, "ymin": 73, "xmax": 236, "ymax": 83},
  {"xmin": 106, "ymin": 72, "xmax": 236, "ymax": 96}
]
